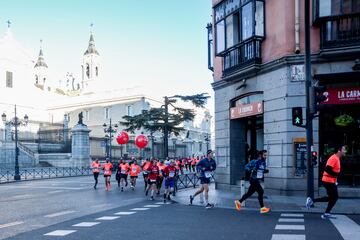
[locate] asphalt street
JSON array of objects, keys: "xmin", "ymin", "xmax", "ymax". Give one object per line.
[{"xmin": 0, "ymin": 176, "xmax": 359, "ymax": 240}]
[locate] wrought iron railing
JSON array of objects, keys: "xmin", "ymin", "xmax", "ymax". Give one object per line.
[
  {"xmin": 0, "ymin": 167, "xmax": 92, "ymax": 183},
  {"xmin": 321, "ymin": 14, "xmax": 360, "ymax": 49},
  {"xmin": 222, "ymin": 37, "xmax": 262, "ymax": 76},
  {"xmin": 175, "ymin": 172, "xmax": 215, "ymax": 192}
]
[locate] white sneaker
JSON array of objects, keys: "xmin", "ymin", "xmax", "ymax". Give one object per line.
[{"xmin": 306, "ymin": 197, "xmax": 313, "ymax": 210}]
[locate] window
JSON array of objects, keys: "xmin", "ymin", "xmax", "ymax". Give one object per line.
[
  {"xmin": 226, "ymin": 13, "xmax": 240, "ymax": 48},
  {"xmin": 207, "ymin": 23, "xmax": 214, "ymax": 71},
  {"xmin": 216, "ymin": 20, "xmax": 225, "ymax": 54},
  {"xmin": 214, "ymin": 0, "xmax": 265, "ymax": 56},
  {"xmin": 95, "ymin": 66, "xmax": 98, "ymax": 77},
  {"xmin": 127, "ymin": 105, "xmax": 133, "ymax": 116},
  {"xmin": 242, "ymin": 2, "xmax": 253, "ymax": 40},
  {"xmin": 6, "ymin": 71, "xmax": 13, "ymax": 88},
  {"xmin": 86, "ymin": 64, "xmax": 90, "ymax": 78},
  {"xmin": 104, "ymin": 107, "xmax": 110, "ymax": 119},
  {"xmin": 318, "ymin": 0, "xmax": 360, "ymax": 18}
]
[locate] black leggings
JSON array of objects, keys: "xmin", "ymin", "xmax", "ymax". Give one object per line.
[
  {"xmin": 313, "ymin": 182, "xmax": 338, "ymax": 213},
  {"xmin": 93, "ymin": 173, "xmax": 99, "ymax": 186},
  {"xmin": 239, "ymin": 180, "xmax": 264, "ymax": 208}
]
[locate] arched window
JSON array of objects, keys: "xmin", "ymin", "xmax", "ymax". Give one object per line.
[{"xmin": 86, "ymin": 64, "xmax": 90, "ymax": 78}]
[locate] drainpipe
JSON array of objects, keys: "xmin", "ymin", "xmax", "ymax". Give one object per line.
[{"xmin": 295, "ymin": 0, "xmax": 301, "ymax": 54}]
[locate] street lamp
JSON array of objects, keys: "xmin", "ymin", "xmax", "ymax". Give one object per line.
[
  {"xmin": 2, "ymin": 105, "xmax": 29, "ymax": 181},
  {"xmin": 171, "ymin": 136, "xmax": 177, "ymax": 158},
  {"xmin": 103, "ymin": 119, "xmax": 118, "ymax": 162},
  {"xmin": 204, "ymin": 134, "xmax": 210, "ymax": 152}
]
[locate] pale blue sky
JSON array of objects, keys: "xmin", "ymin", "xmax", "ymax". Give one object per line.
[{"xmin": 0, "ymin": 0, "xmax": 213, "ymax": 109}]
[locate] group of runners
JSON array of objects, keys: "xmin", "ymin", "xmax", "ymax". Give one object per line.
[{"xmin": 92, "ymin": 145, "xmax": 345, "ymax": 217}]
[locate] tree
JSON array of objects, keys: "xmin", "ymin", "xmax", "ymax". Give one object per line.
[{"xmin": 120, "ymin": 93, "xmax": 209, "ymax": 158}]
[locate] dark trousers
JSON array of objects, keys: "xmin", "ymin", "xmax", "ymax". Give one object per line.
[
  {"xmin": 313, "ymin": 181, "xmax": 338, "ymax": 213},
  {"xmin": 239, "ymin": 179, "xmax": 264, "ymax": 208},
  {"xmin": 93, "ymin": 172, "xmax": 99, "ymax": 187}
]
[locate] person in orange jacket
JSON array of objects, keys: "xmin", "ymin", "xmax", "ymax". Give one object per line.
[
  {"xmin": 91, "ymin": 159, "xmax": 101, "ymax": 189},
  {"xmin": 117, "ymin": 159, "xmax": 129, "ymax": 192},
  {"xmin": 156, "ymin": 160, "xmax": 166, "ymax": 195},
  {"xmin": 142, "ymin": 159, "xmax": 152, "ymax": 191},
  {"xmin": 102, "ymin": 158, "xmax": 113, "ymax": 191},
  {"xmin": 129, "ymin": 160, "xmax": 141, "ymax": 190}
]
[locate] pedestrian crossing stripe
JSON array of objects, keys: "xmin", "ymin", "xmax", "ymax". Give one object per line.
[
  {"xmin": 44, "ymin": 230, "xmax": 77, "ymax": 236},
  {"xmin": 114, "ymin": 212, "xmax": 136, "ymax": 215}
]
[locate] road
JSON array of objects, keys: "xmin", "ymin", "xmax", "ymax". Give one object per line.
[{"xmin": 1, "ymin": 176, "xmax": 359, "ymax": 240}]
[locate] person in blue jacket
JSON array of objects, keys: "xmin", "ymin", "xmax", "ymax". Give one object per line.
[
  {"xmin": 234, "ymin": 150, "xmax": 271, "ymax": 214},
  {"xmin": 189, "ymin": 149, "xmax": 216, "ymax": 209}
]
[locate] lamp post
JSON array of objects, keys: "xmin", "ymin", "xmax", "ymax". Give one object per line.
[
  {"xmin": 2, "ymin": 105, "xmax": 29, "ymax": 181},
  {"xmin": 204, "ymin": 134, "xmax": 210, "ymax": 152},
  {"xmin": 171, "ymin": 136, "xmax": 177, "ymax": 158},
  {"xmin": 103, "ymin": 119, "xmax": 118, "ymax": 162}
]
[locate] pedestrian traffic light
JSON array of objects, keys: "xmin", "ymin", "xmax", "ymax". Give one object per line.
[
  {"xmin": 292, "ymin": 107, "xmax": 303, "ymax": 127},
  {"xmin": 311, "ymin": 151, "xmax": 318, "ymax": 166},
  {"xmin": 313, "ymin": 86, "xmax": 328, "ymax": 112}
]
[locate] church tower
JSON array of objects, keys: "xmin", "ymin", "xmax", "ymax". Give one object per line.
[
  {"xmin": 81, "ymin": 28, "xmax": 100, "ymax": 93},
  {"xmin": 34, "ymin": 40, "xmax": 49, "ymax": 91}
]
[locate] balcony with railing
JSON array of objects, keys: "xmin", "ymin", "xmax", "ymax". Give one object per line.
[
  {"xmin": 320, "ymin": 14, "xmax": 360, "ymax": 49},
  {"xmin": 221, "ymin": 37, "xmax": 262, "ymax": 76}
]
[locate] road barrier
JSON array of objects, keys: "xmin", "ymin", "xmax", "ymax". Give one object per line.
[
  {"xmin": 175, "ymin": 172, "xmax": 215, "ymax": 194},
  {"xmin": 0, "ymin": 167, "xmax": 92, "ymax": 183}
]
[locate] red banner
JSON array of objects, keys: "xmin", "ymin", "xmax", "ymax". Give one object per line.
[
  {"xmin": 230, "ymin": 102, "xmax": 263, "ymax": 119},
  {"xmin": 322, "ymin": 87, "xmax": 360, "ymax": 105}
]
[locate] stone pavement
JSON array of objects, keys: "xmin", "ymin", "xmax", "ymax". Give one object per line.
[{"xmin": 174, "ymin": 184, "xmax": 360, "ymax": 214}]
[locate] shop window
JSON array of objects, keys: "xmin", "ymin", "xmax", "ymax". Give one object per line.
[{"xmin": 316, "ymin": 0, "xmax": 360, "ymax": 19}]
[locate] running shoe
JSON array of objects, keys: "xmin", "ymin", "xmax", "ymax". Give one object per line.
[
  {"xmin": 306, "ymin": 197, "xmax": 313, "ymax": 210},
  {"xmin": 189, "ymin": 195, "xmax": 194, "ymax": 205},
  {"xmin": 234, "ymin": 200, "xmax": 241, "ymax": 211},
  {"xmin": 150, "ymin": 196, "xmax": 154, "ymax": 201},
  {"xmin": 167, "ymin": 195, "xmax": 171, "ymax": 201},
  {"xmin": 321, "ymin": 213, "xmax": 336, "ymax": 219},
  {"xmin": 260, "ymin": 207, "xmax": 271, "ymax": 214},
  {"xmin": 121, "ymin": 187, "xmax": 124, "ymax": 192},
  {"xmin": 205, "ymin": 203, "xmax": 214, "ymax": 209},
  {"xmin": 163, "ymin": 198, "xmax": 166, "ymax": 203}
]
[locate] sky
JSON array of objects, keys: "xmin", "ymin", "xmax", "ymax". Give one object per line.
[{"xmin": 0, "ymin": 0, "xmax": 214, "ymax": 112}]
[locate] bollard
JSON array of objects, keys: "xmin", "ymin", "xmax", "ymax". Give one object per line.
[{"xmin": 240, "ymin": 180, "xmax": 246, "ymax": 207}]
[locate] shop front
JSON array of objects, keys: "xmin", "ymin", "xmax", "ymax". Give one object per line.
[
  {"xmin": 317, "ymin": 73, "xmax": 360, "ymax": 188},
  {"xmin": 229, "ymin": 93, "xmax": 264, "ymax": 184}
]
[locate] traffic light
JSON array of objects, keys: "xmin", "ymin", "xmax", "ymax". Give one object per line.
[
  {"xmin": 292, "ymin": 107, "xmax": 303, "ymax": 126},
  {"xmin": 311, "ymin": 151, "xmax": 318, "ymax": 166},
  {"xmin": 313, "ymin": 86, "xmax": 328, "ymax": 113}
]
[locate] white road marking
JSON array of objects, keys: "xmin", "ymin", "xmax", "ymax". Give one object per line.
[
  {"xmin": 275, "ymin": 225, "xmax": 305, "ymax": 230},
  {"xmin": 93, "ymin": 203, "xmax": 112, "ymax": 208},
  {"xmin": 96, "ymin": 216, "xmax": 120, "ymax": 220},
  {"xmin": 155, "ymin": 202, "xmax": 165, "ymax": 205},
  {"xmin": 0, "ymin": 221, "xmax": 24, "ymax": 229},
  {"xmin": 114, "ymin": 212, "xmax": 136, "ymax": 215},
  {"xmin": 278, "ymin": 218, "xmax": 304, "ymax": 223},
  {"xmin": 281, "ymin": 214, "xmax": 304, "ymax": 217},
  {"xmin": 45, "ymin": 210, "xmax": 76, "ymax": 218},
  {"xmin": 131, "ymin": 208, "xmax": 150, "ymax": 211},
  {"xmin": 48, "ymin": 190, "xmax": 65, "ymax": 194},
  {"xmin": 72, "ymin": 222, "xmax": 100, "ymax": 227},
  {"xmin": 271, "ymin": 234, "xmax": 306, "ymax": 240},
  {"xmin": 330, "ymin": 215, "xmax": 360, "ymax": 240},
  {"xmin": 16, "ymin": 186, "xmax": 86, "ymax": 190},
  {"xmin": 44, "ymin": 230, "xmax": 77, "ymax": 236},
  {"xmin": 144, "ymin": 205, "xmax": 161, "ymax": 208}
]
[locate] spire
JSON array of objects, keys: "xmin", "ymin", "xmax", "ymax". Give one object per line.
[
  {"xmin": 84, "ymin": 23, "xmax": 99, "ymax": 56},
  {"xmin": 3, "ymin": 20, "xmax": 13, "ymax": 40},
  {"xmin": 34, "ymin": 39, "xmax": 48, "ymax": 68}
]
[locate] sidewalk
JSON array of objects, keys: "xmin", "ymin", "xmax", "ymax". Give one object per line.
[{"xmin": 173, "ymin": 185, "xmax": 360, "ymax": 214}]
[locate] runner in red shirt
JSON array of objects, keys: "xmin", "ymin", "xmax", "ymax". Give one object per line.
[
  {"xmin": 156, "ymin": 160, "xmax": 166, "ymax": 195},
  {"xmin": 145, "ymin": 159, "xmax": 160, "ymax": 200},
  {"xmin": 91, "ymin": 159, "xmax": 101, "ymax": 189},
  {"xmin": 102, "ymin": 159, "xmax": 113, "ymax": 191},
  {"xmin": 163, "ymin": 160, "xmax": 177, "ymax": 203}
]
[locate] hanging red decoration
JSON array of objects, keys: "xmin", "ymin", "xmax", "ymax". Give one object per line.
[
  {"xmin": 116, "ymin": 131, "xmax": 129, "ymax": 145},
  {"xmin": 135, "ymin": 134, "xmax": 148, "ymax": 149}
]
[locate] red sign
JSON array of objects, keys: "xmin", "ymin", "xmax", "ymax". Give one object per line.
[
  {"xmin": 322, "ymin": 87, "xmax": 360, "ymax": 105},
  {"xmin": 230, "ymin": 102, "xmax": 263, "ymax": 119}
]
